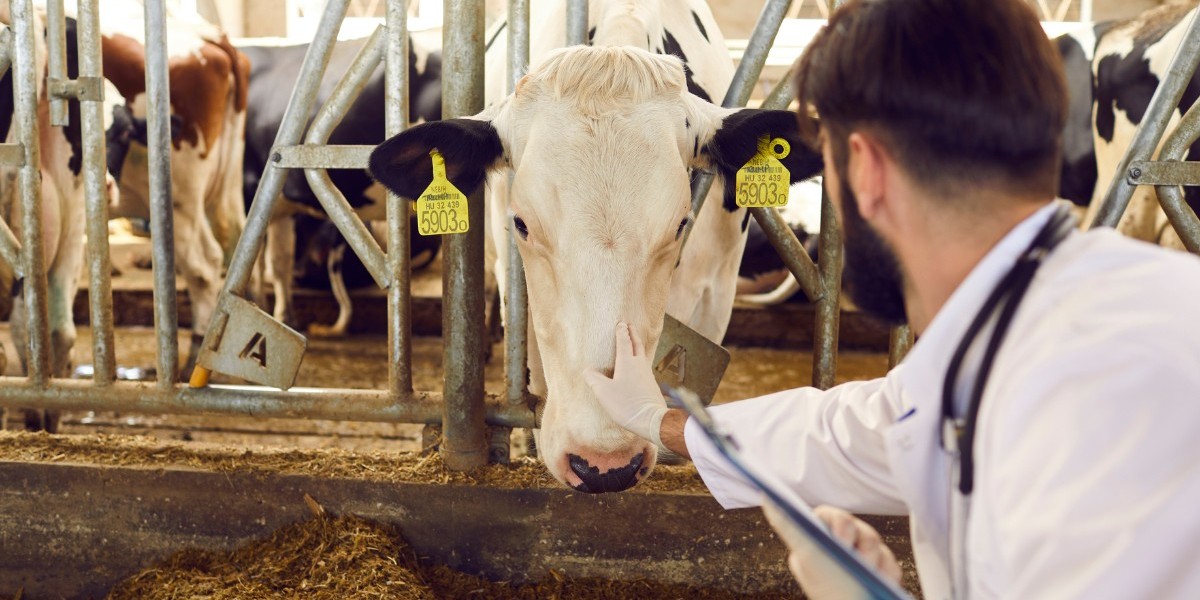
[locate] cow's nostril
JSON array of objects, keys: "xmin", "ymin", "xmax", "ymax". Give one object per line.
[{"xmin": 568, "ymin": 453, "xmax": 645, "ymax": 494}]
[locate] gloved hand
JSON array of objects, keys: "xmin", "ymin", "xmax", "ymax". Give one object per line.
[
  {"xmin": 584, "ymin": 322, "xmax": 669, "ymax": 448},
  {"xmin": 763, "ymin": 502, "xmax": 903, "ymax": 600}
]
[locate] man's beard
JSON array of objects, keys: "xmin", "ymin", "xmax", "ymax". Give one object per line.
[{"xmin": 838, "ymin": 177, "xmax": 909, "ymax": 326}]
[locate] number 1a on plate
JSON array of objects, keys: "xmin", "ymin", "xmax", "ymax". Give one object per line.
[{"xmin": 416, "ymin": 149, "xmax": 470, "ymax": 236}]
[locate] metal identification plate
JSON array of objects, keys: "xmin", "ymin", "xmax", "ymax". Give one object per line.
[
  {"xmin": 196, "ymin": 295, "xmax": 306, "ymax": 390},
  {"xmin": 652, "ymin": 315, "xmax": 730, "ymax": 406}
]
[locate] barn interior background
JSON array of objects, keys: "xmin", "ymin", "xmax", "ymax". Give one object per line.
[{"xmin": 0, "ymin": 0, "xmax": 1197, "ymax": 597}]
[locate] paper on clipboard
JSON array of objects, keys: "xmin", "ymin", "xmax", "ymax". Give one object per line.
[{"xmin": 664, "ymin": 384, "xmax": 913, "ymax": 600}]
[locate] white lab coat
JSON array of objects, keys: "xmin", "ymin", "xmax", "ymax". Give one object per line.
[{"xmin": 687, "ymin": 202, "xmax": 1200, "ymax": 599}]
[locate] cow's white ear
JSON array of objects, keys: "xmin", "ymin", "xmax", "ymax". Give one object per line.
[
  {"xmin": 369, "ymin": 117, "xmax": 506, "ymax": 200},
  {"xmin": 699, "ymin": 108, "xmax": 824, "ymax": 212}
]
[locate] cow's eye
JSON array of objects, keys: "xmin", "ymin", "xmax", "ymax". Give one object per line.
[
  {"xmin": 513, "ymin": 216, "xmax": 529, "ymax": 240},
  {"xmin": 675, "ymin": 216, "xmax": 690, "ymax": 240}
]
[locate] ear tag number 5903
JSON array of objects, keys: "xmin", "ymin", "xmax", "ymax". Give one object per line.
[
  {"xmin": 416, "ymin": 149, "xmax": 470, "ymax": 236},
  {"xmin": 735, "ymin": 135, "xmax": 791, "ymax": 208}
]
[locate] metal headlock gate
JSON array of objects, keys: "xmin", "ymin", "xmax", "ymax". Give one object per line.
[{"xmin": 10, "ymin": 0, "xmax": 1192, "ymax": 471}]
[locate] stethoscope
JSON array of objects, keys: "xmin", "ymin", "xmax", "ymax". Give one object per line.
[{"xmin": 936, "ymin": 202, "xmax": 1076, "ymax": 597}]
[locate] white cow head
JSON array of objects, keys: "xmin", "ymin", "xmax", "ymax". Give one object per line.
[{"xmin": 370, "ymin": 46, "xmax": 822, "ymax": 492}]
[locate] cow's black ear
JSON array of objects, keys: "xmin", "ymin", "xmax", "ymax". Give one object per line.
[
  {"xmin": 705, "ymin": 109, "xmax": 824, "ymax": 212},
  {"xmin": 369, "ymin": 118, "xmax": 504, "ymax": 199}
]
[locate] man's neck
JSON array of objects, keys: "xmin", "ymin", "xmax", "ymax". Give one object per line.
[{"xmin": 898, "ymin": 197, "xmax": 1050, "ymax": 334}]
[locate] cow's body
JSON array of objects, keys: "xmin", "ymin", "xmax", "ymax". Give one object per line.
[
  {"xmin": 239, "ymin": 37, "xmax": 442, "ymax": 329},
  {"xmin": 1084, "ymin": 3, "xmax": 1200, "ymax": 247},
  {"xmin": 371, "ymin": 0, "xmax": 822, "ymax": 491},
  {"xmin": 101, "ymin": 1, "xmax": 249, "ymax": 370}
]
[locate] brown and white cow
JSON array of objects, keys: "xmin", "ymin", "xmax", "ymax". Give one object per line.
[
  {"xmin": 101, "ymin": 0, "xmax": 249, "ymax": 372},
  {"xmin": 370, "ymin": 0, "xmax": 823, "ymax": 492}
]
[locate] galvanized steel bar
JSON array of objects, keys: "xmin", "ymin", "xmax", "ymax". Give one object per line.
[
  {"xmin": 385, "ymin": 0, "xmax": 413, "ymax": 397},
  {"xmin": 211, "ymin": 0, "xmax": 350, "ymax": 300},
  {"xmin": 441, "ymin": 0, "xmax": 488, "ymax": 470},
  {"xmin": 46, "ymin": 0, "xmax": 68, "ymax": 126},
  {"xmin": 274, "ymin": 145, "xmax": 373, "ymax": 169},
  {"xmin": 762, "ymin": 62, "xmax": 798, "ymax": 110},
  {"xmin": 302, "ymin": 25, "xmax": 389, "ymax": 289},
  {"xmin": 1127, "ymin": 160, "xmax": 1200, "ymax": 186},
  {"xmin": 748, "ymin": 207, "xmax": 824, "ymax": 299},
  {"xmin": 0, "ymin": 207, "xmax": 22, "ymax": 276},
  {"xmin": 78, "ymin": 0, "xmax": 116, "ymax": 384},
  {"xmin": 0, "ymin": 379, "xmax": 535, "ymax": 428},
  {"xmin": 506, "ymin": 0, "xmax": 530, "ymax": 407},
  {"xmin": 888, "ymin": 323, "xmax": 913, "ymax": 370},
  {"xmin": 192, "ymin": 0, "xmax": 350, "ymax": 387},
  {"xmin": 0, "ymin": 22, "xmax": 21, "ymax": 278},
  {"xmin": 566, "ymin": 0, "xmax": 588, "ymax": 46},
  {"xmin": 144, "ymin": 0, "xmax": 179, "ymax": 387},
  {"xmin": 813, "ymin": 191, "xmax": 843, "ymax": 389},
  {"xmin": 12, "ymin": 0, "xmax": 49, "ymax": 384},
  {"xmin": 1151, "ymin": 97, "xmax": 1200, "ymax": 253},
  {"xmin": 1092, "ymin": 7, "xmax": 1200, "ymax": 229}
]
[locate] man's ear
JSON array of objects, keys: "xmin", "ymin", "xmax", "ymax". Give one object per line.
[
  {"xmin": 701, "ymin": 109, "xmax": 824, "ymax": 212},
  {"xmin": 368, "ymin": 117, "xmax": 505, "ymax": 199}
]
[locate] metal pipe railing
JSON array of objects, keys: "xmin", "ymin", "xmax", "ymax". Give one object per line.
[
  {"xmin": 1150, "ymin": 95, "xmax": 1200, "ymax": 253},
  {"xmin": 888, "ymin": 323, "xmax": 913, "ymax": 369},
  {"xmin": 191, "ymin": 0, "xmax": 349, "ymax": 387},
  {"xmin": 46, "ymin": 0, "xmax": 68, "ymax": 126},
  {"xmin": 812, "ymin": 190, "xmax": 843, "ymax": 389},
  {"xmin": 506, "ymin": 0, "xmax": 530, "ymax": 410},
  {"xmin": 1092, "ymin": 7, "xmax": 1200, "ymax": 229},
  {"xmin": 13, "ymin": 0, "xmax": 50, "ymax": 384},
  {"xmin": 385, "ymin": 0, "xmax": 414, "ymax": 397},
  {"xmin": 441, "ymin": 0, "xmax": 488, "ymax": 470},
  {"xmin": 302, "ymin": 26, "xmax": 390, "ymax": 288},
  {"xmin": 0, "ymin": 378, "xmax": 535, "ymax": 428},
  {"xmin": 143, "ymin": 0, "xmax": 179, "ymax": 387},
  {"xmin": 566, "ymin": 0, "xmax": 587, "ymax": 46},
  {"xmin": 78, "ymin": 0, "xmax": 116, "ymax": 385}
]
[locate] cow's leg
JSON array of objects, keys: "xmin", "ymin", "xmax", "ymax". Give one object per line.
[
  {"xmin": 308, "ymin": 244, "xmax": 352, "ymax": 337},
  {"xmin": 268, "ymin": 212, "xmax": 297, "ymax": 328},
  {"xmin": 174, "ymin": 196, "xmax": 226, "ymax": 379}
]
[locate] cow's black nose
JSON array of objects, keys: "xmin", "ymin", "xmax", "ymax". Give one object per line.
[{"xmin": 568, "ymin": 453, "xmax": 645, "ymax": 494}]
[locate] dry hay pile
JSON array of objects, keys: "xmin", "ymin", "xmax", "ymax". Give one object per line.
[
  {"xmin": 0, "ymin": 431, "xmax": 708, "ymax": 493},
  {"xmin": 107, "ymin": 508, "xmax": 798, "ymax": 600}
]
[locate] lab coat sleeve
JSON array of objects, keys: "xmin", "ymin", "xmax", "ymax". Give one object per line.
[
  {"xmin": 686, "ymin": 372, "xmax": 909, "ymax": 515},
  {"xmin": 986, "ymin": 335, "xmax": 1200, "ymax": 599}
]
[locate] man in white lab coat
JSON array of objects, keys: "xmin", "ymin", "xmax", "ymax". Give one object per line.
[{"xmin": 585, "ymin": 0, "xmax": 1200, "ymax": 597}]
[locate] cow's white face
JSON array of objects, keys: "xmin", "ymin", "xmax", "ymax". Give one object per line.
[{"xmin": 370, "ymin": 46, "xmax": 821, "ymax": 492}]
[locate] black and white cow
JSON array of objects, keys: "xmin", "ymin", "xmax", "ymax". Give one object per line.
[
  {"xmin": 239, "ymin": 36, "xmax": 444, "ymax": 330},
  {"xmin": 370, "ymin": 0, "xmax": 823, "ymax": 492},
  {"xmin": 1084, "ymin": 3, "xmax": 1200, "ymax": 249}
]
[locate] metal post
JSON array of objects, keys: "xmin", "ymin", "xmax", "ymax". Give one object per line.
[
  {"xmin": 506, "ymin": 0, "xmax": 530, "ymax": 409},
  {"xmin": 888, "ymin": 323, "xmax": 913, "ymax": 370},
  {"xmin": 191, "ymin": 0, "xmax": 351, "ymax": 387},
  {"xmin": 12, "ymin": 0, "xmax": 49, "ymax": 384},
  {"xmin": 1151, "ymin": 96, "xmax": 1200, "ymax": 253},
  {"xmin": 1091, "ymin": 7, "xmax": 1200, "ymax": 229},
  {"xmin": 813, "ymin": 191, "xmax": 843, "ymax": 389},
  {"xmin": 566, "ymin": 0, "xmax": 588, "ymax": 46},
  {"xmin": 441, "ymin": 0, "xmax": 488, "ymax": 470},
  {"xmin": 385, "ymin": 0, "xmax": 414, "ymax": 397},
  {"xmin": 78, "ymin": 0, "xmax": 116, "ymax": 384},
  {"xmin": 143, "ymin": 0, "xmax": 179, "ymax": 387},
  {"xmin": 748, "ymin": 207, "xmax": 823, "ymax": 298},
  {"xmin": 302, "ymin": 28, "xmax": 390, "ymax": 287},
  {"xmin": 46, "ymin": 0, "xmax": 68, "ymax": 126},
  {"xmin": 762, "ymin": 62, "xmax": 798, "ymax": 111}
]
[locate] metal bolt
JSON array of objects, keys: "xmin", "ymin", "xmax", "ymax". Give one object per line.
[
  {"xmin": 1130, "ymin": 167, "xmax": 1142, "ymax": 180},
  {"xmin": 271, "ymin": 152, "xmax": 282, "ymax": 163}
]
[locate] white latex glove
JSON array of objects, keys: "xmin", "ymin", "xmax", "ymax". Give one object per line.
[
  {"xmin": 763, "ymin": 502, "xmax": 903, "ymax": 600},
  {"xmin": 584, "ymin": 322, "xmax": 668, "ymax": 448}
]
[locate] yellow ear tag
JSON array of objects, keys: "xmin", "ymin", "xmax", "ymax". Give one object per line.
[
  {"xmin": 734, "ymin": 135, "xmax": 791, "ymax": 208},
  {"xmin": 415, "ymin": 149, "xmax": 469, "ymax": 236}
]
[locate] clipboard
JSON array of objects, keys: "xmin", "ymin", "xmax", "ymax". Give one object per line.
[{"xmin": 664, "ymin": 384, "xmax": 914, "ymax": 600}]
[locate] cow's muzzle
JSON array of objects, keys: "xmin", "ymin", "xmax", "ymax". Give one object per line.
[{"xmin": 567, "ymin": 452, "xmax": 646, "ymax": 494}]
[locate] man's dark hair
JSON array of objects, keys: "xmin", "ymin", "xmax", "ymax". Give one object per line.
[{"xmin": 795, "ymin": 0, "xmax": 1068, "ymax": 198}]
